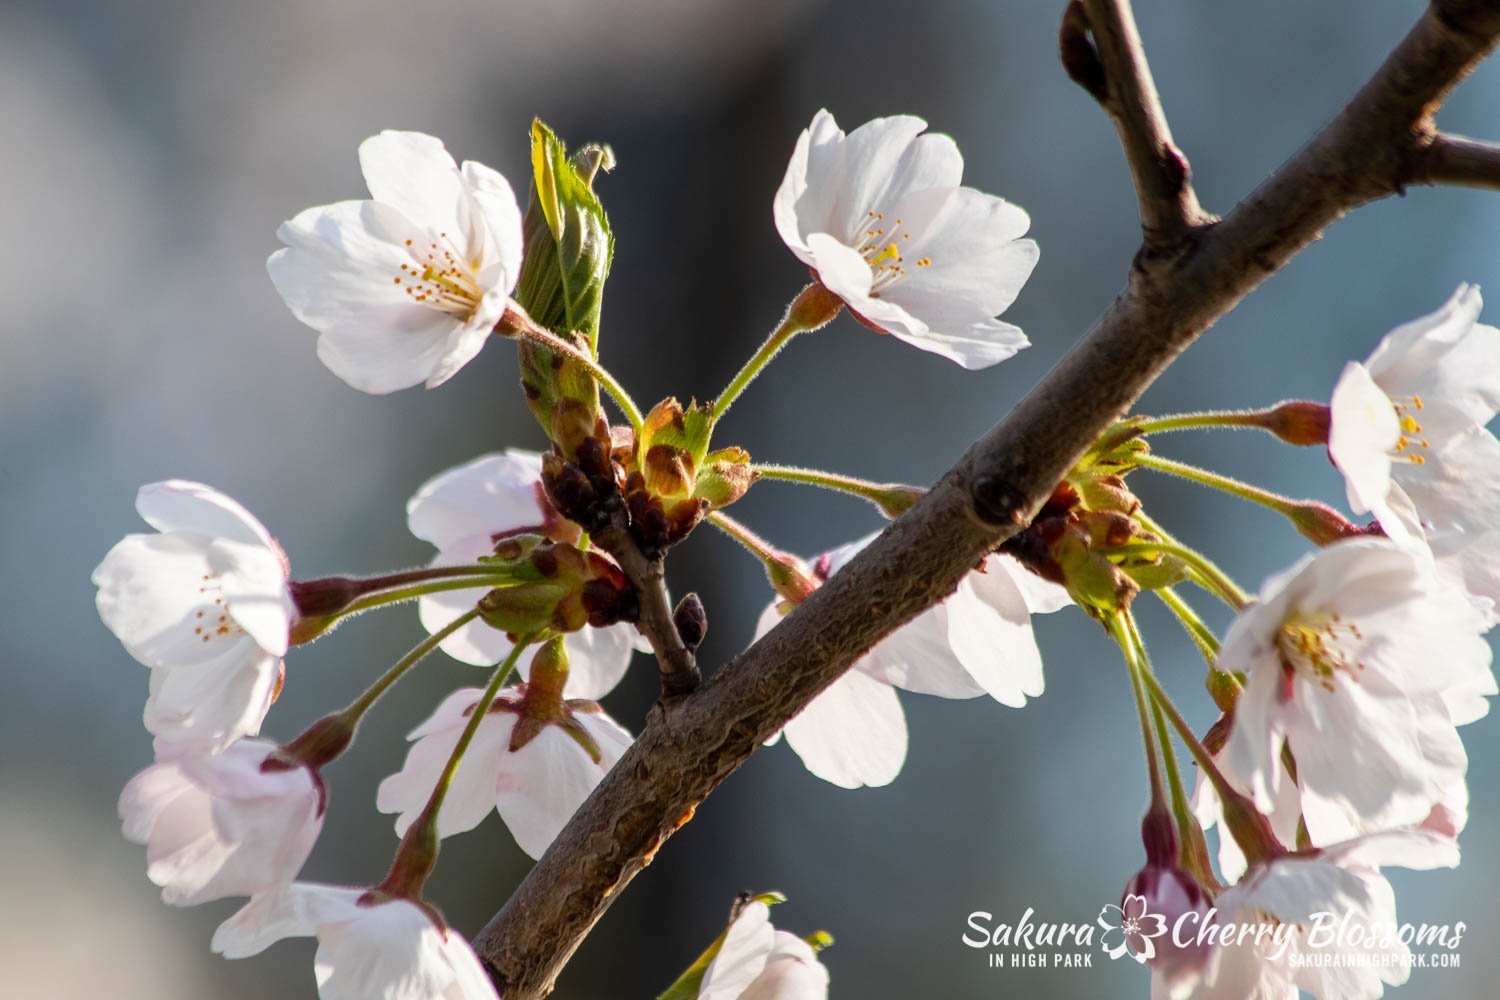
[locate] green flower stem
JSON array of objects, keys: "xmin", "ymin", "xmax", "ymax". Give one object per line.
[
  {"xmin": 1129, "ymin": 410, "xmax": 1281, "ymax": 435},
  {"xmin": 1131, "ymin": 451, "xmax": 1299, "ymax": 520},
  {"xmin": 1155, "ymin": 587, "xmax": 1220, "ymax": 667},
  {"xmin": 711, "ymin": 283, "xmax": 844, "ymax": 421},
  {"xmin": 1106, "ymin": 612, "xmax": 1166, "ymax": 807},
  {"xmin": 337, "ymin": 577, "xmax": 518, "ymax": 620},
  {"xmin": 712, "ymin": 323, "xmax": 800, "ymax": 421},
  {"xmin": 499, "ymin": 304, "xmax": 644, "ymax": 434},
  {"xmin": 425, "ymin": 633, "xmax": 535, "ymax": 817},
  {"xmin": 707, "ymin": 512, "xmax": 817, "ymax": 604},
  {"xmin": 1137, "ymin": 664, "xmax": 1235, "ymax": 805},
  {"xmin": 341, "ymin": 610, "xmax": 482, "ymax": 724},
  {"xmin": 1100, "ymin": 540, "xmax": 1251, "ymax": 610},
  {"xmin": 751, "ymin": 464, "xmax": 925, "ymax": 518},
  {"xmin": 277, "ymin": 609, "xmax": 483, "ymax": 772},
  {"xmin": 706, "ymin": 511, "xmax": 783, "ymax": 565},
  {"xmin": 1126, "ymin": 615, "xmax": 1195, "ymax": 829},
  {"xmin": 1133, "ymin": 451, "xmax": 1362, "ymax": 546},
  {"xmin": 380, "ymin": 632, "xmax": 536, "ymax": 898}
]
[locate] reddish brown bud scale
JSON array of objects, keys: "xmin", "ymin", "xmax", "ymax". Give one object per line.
[{"xmin": 672, "ymin": 593, "xmax": 708, "ymax": 652}]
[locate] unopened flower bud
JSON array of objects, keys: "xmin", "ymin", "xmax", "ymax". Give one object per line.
[{"xmin": 673, "ymin": 593, "xmax": 708, "ymax": 652}]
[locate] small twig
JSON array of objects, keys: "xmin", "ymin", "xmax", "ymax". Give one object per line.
[
  {"xmin": 591, "ymin": 510, "xmax": 699, "ymax": 697},
  {"xmin": 1412, "ymin": 133, "xmax": 1500, "ymax": 191},
  {"xmin": 1068, "ymin": 0, "xmax": 1209, "ymax": 243}
]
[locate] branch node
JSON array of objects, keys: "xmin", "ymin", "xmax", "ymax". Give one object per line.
[
  {"xmin": 1410, "ymin": 132, "xmax": 1500, "ymax": 193},
  {"xmin": 970, "ymin": 475, "xmax": 1028, "ymax": 527}
]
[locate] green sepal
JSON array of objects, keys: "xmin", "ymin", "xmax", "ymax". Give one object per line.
[{"xmin": 693, "ymin": 447, "xmax": 758, "ymax": 510}]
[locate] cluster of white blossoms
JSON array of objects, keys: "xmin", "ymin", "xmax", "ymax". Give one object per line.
[
  {"xmin": 97, "ymin": 113, "xmax": 1047, "ymax": 1000},
  {"xmin": 1104, "ymin": 290, "xmax": 1500, "ymax": 1000},
  {"xmin": 99, "ymin": 101, "xmax": 1493, "ymax": 1000}
]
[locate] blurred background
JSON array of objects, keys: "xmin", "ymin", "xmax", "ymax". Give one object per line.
[{"xmin": 3, "ymin": 0, "xmax": 1499, "ymax": 996}]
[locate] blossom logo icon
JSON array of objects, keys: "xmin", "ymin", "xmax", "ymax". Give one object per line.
[{"xmin": 1096, "ymin": 894, "xmax": 1167, "ymax": 964}]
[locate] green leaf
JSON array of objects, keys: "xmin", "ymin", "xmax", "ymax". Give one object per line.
[{"xmin": 515, "ymin": 119, "xmax": 615, "ymax": 349}]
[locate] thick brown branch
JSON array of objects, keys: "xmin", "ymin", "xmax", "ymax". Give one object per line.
[
  {"xmin": 476, "ymin": 2, "xmax": 1500, "ymax": 995},
  {"xmin": 1412, "ymin": 133, "xmax": 1500, "ymax": 191},
  {"xmin": 1073, "ymin": 0, "xmax": 1210, "ymax": 242}
]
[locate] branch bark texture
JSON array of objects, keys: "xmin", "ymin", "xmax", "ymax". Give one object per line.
[{"xmin": 477, "ymin": 2, "xmax": 1500, "ymax": 995}]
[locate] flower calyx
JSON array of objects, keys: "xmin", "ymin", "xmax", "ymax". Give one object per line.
[
  {"xmin": 488, "ymin": 639, "xmax": 612, "ymax": 760},
  {"xmin": 476, "ymin": 537, "xmax": 635, "ymax": 638}
]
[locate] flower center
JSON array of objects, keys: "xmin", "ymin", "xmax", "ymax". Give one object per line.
[
  {"xmin": 1276, "ymin": 611, "xmax": 1365, "ymax": 693},
  {"xmin": 1391, "ymin": 394, "xmax": 1429, "ymax": 465},
  {"xmin": 193, "ymin": 574, "xmax": 247, "ymax": 645},
  {"xmin": 393, "ymin": 232, "xmax": 484, "ymax": 317},
  {"xmin": 852, "ymin": 211, "xmax": 932, "ymax": 296}
]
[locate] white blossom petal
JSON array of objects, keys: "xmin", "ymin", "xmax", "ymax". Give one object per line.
[
  {"xmin": 780, "ymin": 667, "xmax": 908, "ymax": 790},
  {"xmin": 700, "ymin": 901, "xmax": 775, "ymax": 1000},
  {"xmin": 495, "ymin": 714, "xmax": 631, "ymax": 859}
]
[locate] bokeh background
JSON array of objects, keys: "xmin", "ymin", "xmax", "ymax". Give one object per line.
[{"xmin": 3, "ymin": 0, "xmax": 1499, "ymax": 996}]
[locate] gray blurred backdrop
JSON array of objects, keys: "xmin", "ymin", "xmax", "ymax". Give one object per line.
[{"xmin": 3, "ymin": 1, "xmax": 1499, "ymax": 997}]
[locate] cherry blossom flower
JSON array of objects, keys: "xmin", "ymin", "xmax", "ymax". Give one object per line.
[
  {"xmin": 118, "ymin": 738, "xmax": 322, "ymax": 905},
  {"xmin": 773, "ymin": 109, "xmax": 1038, "ymax": 369},
  {"xmin": 213, "ymin": 884, "xmax": 497, "ymax": 1000},
  {"xmin": 407, "ymin": 449, "xmax": 640, "ymax": 698},
  {"xmin": 1193, "ymin": 831, "xmax": 1458, "ymax": 1000},
  {"xmin": 1219, "ymin": 538, "xmax": 1493, "ymax": 846},
  {"xmin": 269, "ymin": 130, "xmax": 523, "ymax": 394},
  {"xmin": 755, "ymin": 533, "xmax": 1068, "ymax": 789},
  {"xmin": 94, "ymin": 481, "xmax": 294, "ymax": 752},
  {"xmin": 375, "ymin": 685, "xmax": 632, "ymax": 859},
  {"xmin": 699, "ymin": 901, "xmax": 829, "ymax": 1000},
  {"xmin": 1329, "ymin": 285, "xmax": 1500, "ymax": 611}
]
